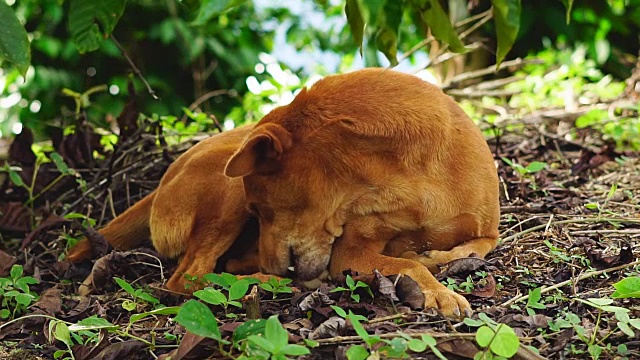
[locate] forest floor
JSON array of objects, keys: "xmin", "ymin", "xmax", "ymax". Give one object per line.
[{"xmin": 1, "ymin": 71, "xmax": 639, "ymax": 360}]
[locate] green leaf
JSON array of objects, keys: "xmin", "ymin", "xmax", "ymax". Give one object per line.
[
  {"xmin": 421, "ymin": 0, "xmax": 466, "ymax": 53},
  {"xmin": 476, "ymin": 325, "xmax": 494, "ymax": 348},
  {"xmin": 10, "ymin": 264, "xmax": 23, "ymax": 280},
  {"xmin": 346, "ymin": 275, "xmax": 355, "ymax": 289},
  {"xmin": 232, "ymin": 319, "xmax": 266, "ymax": 343},
  {"xmin": 68, "ymin": 0, "xmax": 127, "ymax": 53},
  {"xmin": 345, "ymin": 0, "xmax": 365, "ymax": 52},
  {"xmin": 618, "ymin": 321, "xmax": 635, "ymax": 337},
  {"xmin": 248, "ymin": 334, "xmax": 277, "ymax": 353},
  {"xmin": 347, "ymin": 311, "xmax": 369, "ymax": 341},
  {"xmin": 49, "ymin": 152, "xmax": 69, "ymax": 174},
  {"xmin": 174, "ymin": 300, "xmax": 221, "ymax": 340},
  {"xmin": 69, "ymin": 316, "xmax": 118, "ymax": 331},
  {"xmin": 265, "ymin": 315, "xmax": 288, "ymax": 350},
  {"xmin": 0, "ymin": 309, "xmax": 10, "ymax": 319},
  {"xmin": 229, "ymin": 279, "xmax": 250, "ymax": 301},
  {"xmin": 114, "ymin": 277, "xmax": 136, "ymax": 296},
  {"xmin": 122, "ymin": 299, "xmax": 136, "ymax": 311},
  {"xmin": 491, "ymin": 0, "xmax": 521, "ymax": 67},
  {"xmin": 330, "ymin": 305, "xmax": 347, "ymax": 318},
  {"xmin": 375, "ymin": 0, "xmax": 403, "ymax": 66},
  {"xmin": 194, "ymin": 288, "xmax": 227, "ymax": 306},
  {"xmin": 463, "ymin": 318, "xmax": 485, "ymax": 327},
  {"xmin": 0, "ymin": 2, "xmax": 31, "ymax": 76},
  {"xmin": 192, "ymin": 0, "xmax": 249, "ymax": 26},
  {"xmin": 408, "ymin": 338, "xmax": 427, "ymax": 352},
  {"xmin": 136, "ymin": 291, "xmax": 160, "ymax": 305},
  {"xmin": 346, "ymin": 344, "xmax": 370, "ymax": 360},
  {"xmin": 281, "ymin": 344, "xmax": 310, "ymax": 356},
  {"xmin": 8, "ymin": 170, "xmax": 24, "ymax": 187},
  {"xmin": 14, "ymin": 292, "xmax": 34, "ymax": 306},
  {"xmin": 53, "ymin": 322, "xmax": 72, "ymax": 346},
  {"xmin": 525, "ymin": 161, "xmax": 546, "ymax": 173},
  {"xmin": 129, "ymin": 306, "xmax": 180, "ymax": 324},
  {"xmin": 612, "ymin": 276, "xmax": 640, "ymax": 299},
  {"xmin": 490, "ymin": 324, "xmax": 520, "ymax": 358}
]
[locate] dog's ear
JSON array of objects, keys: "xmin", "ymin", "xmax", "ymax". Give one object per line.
[{"xmin": 225, "ymin": 124, "xmax": 292, "ymax": 177}]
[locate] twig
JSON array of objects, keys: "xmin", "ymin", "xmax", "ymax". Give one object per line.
[
  {"xmin": 179, "ymin": 89, "xmax": 234, "ymax": 123},
  {"xmin": 571, "ymin": 229, "xmax": 640, "ymax": 235},
  {"xmin": 501, "ymin": 259, "xmax": 640, "ymax": 307},
  {"xmin": 110, "ymin": 35, "xmax": 159, "ymax": 100},
  {"xmin": 443, "ymin": 58, "xmax": 544, "ymax": 89}
]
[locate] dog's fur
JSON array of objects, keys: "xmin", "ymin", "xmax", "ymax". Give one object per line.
[
  {"xmin": 67, "ymin": 125, "xmax": 267, "ymax": 292},
  {"xmin": 69, "ymin": 68, "xmax": 499, "ymax": 318},
  {"xmin": 224, "ymin": 68, "xmax": 500, "ymax": 317}
]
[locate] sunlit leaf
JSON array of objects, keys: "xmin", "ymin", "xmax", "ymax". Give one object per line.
[
  {"xmin": 174, "ymin": 300, "xmax": 221, "ymax": 340},
  {"xmin": 491, "ymin": 0, "xmax": 521, "ymax": 67},
  {"xmin": 421, "ymin": 0, "xmax": 466, "ymax": 53},
  {"xmin": 0, "ymin": 2, "xmax": 31, "ymax": 75},
  {"xmin": 192, "ymin": 0, "xmax": 249, "ymax": 26},
  {"xmin": 345, "ymin": 0, "xmax": 365, "ymax": 52}
]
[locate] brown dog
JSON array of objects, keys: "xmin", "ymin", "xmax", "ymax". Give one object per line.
[
  {"xmin": 67, "ymin": 125, "xmax": 267, "ymax": 292},
  {"xmin": 224, "ymin": 68, "xmax": 500, "ymax": 318}
]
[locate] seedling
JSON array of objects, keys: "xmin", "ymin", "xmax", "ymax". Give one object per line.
[
  {"xmin": 330, "ymin": 275, "xmax": 373, "ymax": 303},
  {"xmin": 259, "ymin": 277, "xmax": 294, "ymax": 299},
  {"xmin": 113, "ymin": 277, "xmax": 160, "ymax": 311},
  {"xmin": 0, "ymin": 265, "xmax": 39, "ymax": 319},
  {"xmin": 244, "ymin": 315, "xmax": 310, "ymax": 359},
  {"xmin": 525, "ymin": 287, "xmax": 546, "ymax": 316},
  {"xmin": 193, "ymin": 278, "xmax": 250, "ymax": 318},
  {"xmin": 345, "ymin": 311, "xmax": 446, "ymax": 359},
  {"xmin": 464, "ymin": 313, "xmax": 521, "ymax": 359},
  {"xmin": 501, "ymin": 158, "xmax": 546, "ymax": 190}
]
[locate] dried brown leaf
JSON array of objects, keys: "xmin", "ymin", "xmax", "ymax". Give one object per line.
[
  {"xmin": 298, "ymin": 289, "xmax": 335, "ymax": 311},
  {"xmin": 0, "ymin": 249, "xmax": 17, "ymax": 276},
  {"xmin": 309, "ymin": 316, "xmax": 346, "ymax": 340},
  {"xmin": 32, "ymin": 287, "xmax": 62, "ymax": 316},
  {"xmin": 437, "ymin": 257, "xmax": 489, "ymax": 279},
  {"xmin": 470, "ymin": 273, "xmax": 496, "ymax": 298},
  {"xmin": 395, "ymin": 275, "xmax": 425, "ymax": 309},
  {"xmin": 91, "ymin": 340, "xmax": 145, "ymax": 360},
  {"xmin": 374, "ymin": 270, "xmax": 399, "ymax": 302}
]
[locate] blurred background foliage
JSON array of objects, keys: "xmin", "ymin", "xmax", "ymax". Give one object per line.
[{"xmin": 0, "ymin": 0, "xmax": 638, "ymax": 150}]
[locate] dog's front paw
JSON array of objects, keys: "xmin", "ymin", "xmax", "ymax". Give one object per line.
[{"xmin": 422, "ymin": 287, "xmax": 472, "ymax": 319}]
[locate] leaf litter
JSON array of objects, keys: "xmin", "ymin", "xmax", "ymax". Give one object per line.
[{"xmin": 1, "ymin": 73, "xmax": 639, "ymax": 359}]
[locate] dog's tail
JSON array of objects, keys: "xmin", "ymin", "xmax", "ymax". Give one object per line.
[{"xmin": 66, "ymin": 191, "xmax": 156, "ymax": 262}]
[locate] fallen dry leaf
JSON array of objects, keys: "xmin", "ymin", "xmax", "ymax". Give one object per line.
[
  {"xmin": 395, "ymin": 275, "xmax": 425, "ymax": 309},
  {"xmin": 309, "ymin": 316, "xmax": 346, "ymax": 340},
  {"xmin": 373, "ymin": 270, "xmax": 399, "ymax": 302},
  {"xmin": 437, "ymin": 257, "xmax": 490, "ymax": 279},
  {"xmin": 470, "ymin": 273, "xmax": 496, "ymax": 298},
  {"xmin": 0, "ymin": 249, "xmax": 17, "ymax": 276}
]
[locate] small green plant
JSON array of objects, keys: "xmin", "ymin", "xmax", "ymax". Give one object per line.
[
  {"xmin": 244, "ymin": 315, "xmax": 310, "ymax": 359},
  {"xmin": 194, "ymin": 278, "xmax": 250, "ymax": 318},
  {"xmin": 1, "ymin": 152, "xmax": 83, "ymax": 227},
  {"xmin": 0, "ymin": 265, "xmax": 39, "ymax": 319},
  {"xmin": 585, "ymin": 183, "xmax": 619, "ymax": 218},
  {"xmin": 573, "ymin": 297, "xmax": 640, "ymax": 358},
  {"xmin": 464, "ymin": 313, "xmax": 521, "ymax": 359},
  {"xmin": 259, "ymin": 277, "xmax": 294, "ymax": 299},
  {"xmin": 525, "ymin": 287, "xmax": 546, "ymax": 316},
  {"xmin": 330, "ymin": 275, "xmax": 373, "ymax": 303},
  {"xmin": 113, "ymin": 277, "xmax": 160, "ymax": 311},
  {"xmin": 345, "ymin": 311, "xmax": 446, "ymax": 360},
  {"xmin": 501, "ymin": 158, "xmax": 547, "ymax": 190}
]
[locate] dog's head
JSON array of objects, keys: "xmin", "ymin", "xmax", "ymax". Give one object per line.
[{"xmin": 224, "ymin": 121, "xmax": 343, "ymax": 280}]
